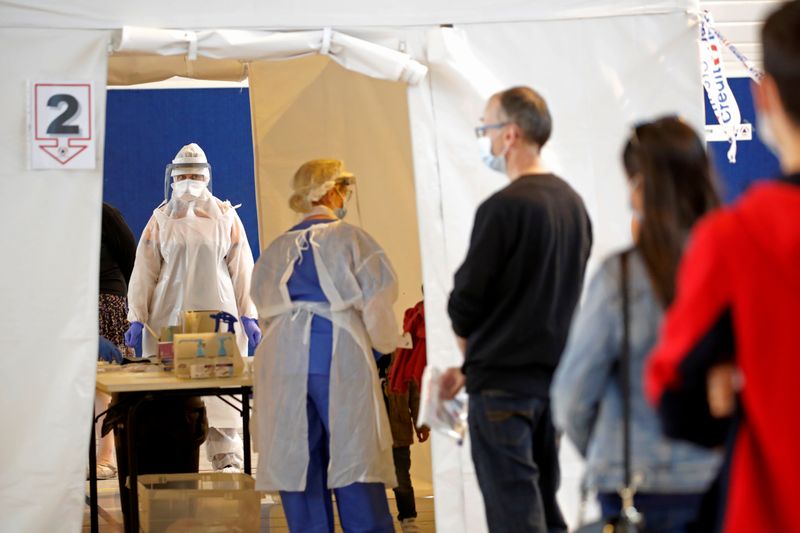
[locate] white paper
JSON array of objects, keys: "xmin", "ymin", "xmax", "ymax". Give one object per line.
[
  {"xmin": 417, "ymin": 366, "xmax": 468, "ymax": 444},
  {"xmin": 30, "ymin": 81, "xmax": 96, "ymax": 170},
  {"xmin": 397, "ymin": 331, "xmax": 414, "ymax": 349}
]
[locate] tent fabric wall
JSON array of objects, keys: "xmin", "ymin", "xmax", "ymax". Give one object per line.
[
  {"xmin": 0, "ymin": 0, "xmax": 695, "ymax": 29},
  {"xmin": 405, "ymin": 16, "xmax": 704, "ymax": 529},
  {"xmin": 433, "ymin": 14, "xmax": 705, "ymax": 275},
  {"xmin": 248, "ymin": 54, "xmax": 432, "ymax": 487},
  {"xmin": 0, "ymin": 30, "xmax": 107, "ymax": 532},
  {"xmin": 110, "ymin": 27, "xmax": 428, "ymax": 86},
  {"xmin": 248, "ymin": 55, "xmax": 424, "ymax": 321},
  {"xmin": 0, "ymin": 3, "xmax": 706, "ymax": 531}
]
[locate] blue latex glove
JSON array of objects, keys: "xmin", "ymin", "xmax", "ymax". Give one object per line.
[
  {"xmin": 124, "ymin": 321, "xmax": 143, "ymax": 348},
  {"xmin": 241, "ymin": 317, "xmax": 262, "ymax": 349},
  {"xmin": 98, "ymin": 336, "xmax": 123, "ymax": 364}
]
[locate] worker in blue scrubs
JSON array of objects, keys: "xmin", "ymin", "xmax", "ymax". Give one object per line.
[{"xmin": 251, "ymin": 159, "xmax": 399, "ymax": 532}]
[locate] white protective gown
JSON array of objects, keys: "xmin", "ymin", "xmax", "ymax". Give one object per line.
[
  {"xmin": 251, "ymin": 219, "xmax": 399, "ymax": 491},
  {"xmin": 127, "ymin": 189, "xmax": 257, "ymax": 427}
]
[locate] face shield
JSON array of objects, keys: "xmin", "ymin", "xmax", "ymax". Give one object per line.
[
  {"xmin": 164, "ymin": 143, "xmax": 214, "ymax": 202},
  {"xmin": 335, "ymin": 176, "xmax": 355, "ymax": 200},
  {"xmin": 163, "ymin": 162, "xmax": 213, "ymax": 202},
  {"xmin": 332, "ymin": 175, "xmax": 363, "ymax": 223}
]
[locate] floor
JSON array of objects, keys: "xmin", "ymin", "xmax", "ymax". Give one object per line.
[
  {"xmin": 81, "ymin": 419, "xmax": 589, "ymax": 531},
  {"xmin": 82, "ymin": 446, "xmax": 435, "ymax": 532}
]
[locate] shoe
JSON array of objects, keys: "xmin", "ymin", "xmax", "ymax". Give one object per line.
[
  {"xmin": 96, "ymin": 463, "xmax": 117, "ymax": 480},
  {"xmin": 212, "ymin": 452, "xmax": 243, "ymax": 472},
  {"xmin": 399, "ymin": 518, "xmax": 420, "ymax": 533}
]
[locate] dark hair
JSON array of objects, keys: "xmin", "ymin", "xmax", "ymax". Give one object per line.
[
  {"xmin": 622, "ymin": 140, "xmax": 640, "ymax": 179},
  {"xmin": 497, "ymin": 86, "xmax": 552, "ymax": 148},
  {"xmin": 625, "ymin": 117, "xmax": 720, "ymax": 307},
  {"xmin": 762, "ymin": 0, "xmax": 800, "ymax": 124}
]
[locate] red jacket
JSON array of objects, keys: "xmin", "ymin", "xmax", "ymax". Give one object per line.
[
  {"xmin": 388, "ymin": 301, "xmax": 426, "ymax": 394},
  {"xmin": 646, "ymin": 176, "xmax": 800, "ymax": 532}
]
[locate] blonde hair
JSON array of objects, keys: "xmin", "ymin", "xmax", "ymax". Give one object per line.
[{"xmin": 289, "ymin": 159, "xmax": 353, "ymax": 213}]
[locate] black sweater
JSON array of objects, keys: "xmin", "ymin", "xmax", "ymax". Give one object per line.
[
  {"xmin": 100, "ymin": 203, "xmax": 137, "ymax": 297},
  {"xmin": 448, "ymin": 174, "xmax": 592, "ymax": 396}
]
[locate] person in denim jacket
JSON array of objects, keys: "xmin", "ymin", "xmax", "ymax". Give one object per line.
[{"xmin": 551, "ymin": 117, "xmax": 722, "ymax": 532}]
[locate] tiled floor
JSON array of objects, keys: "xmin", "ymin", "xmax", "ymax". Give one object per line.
[{"xmin": 82, "ymin": 448, "xmax": 435, "ymax": 532}]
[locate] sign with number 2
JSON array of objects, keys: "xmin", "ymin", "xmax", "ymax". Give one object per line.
[{"xmin": 30, "ymin": 82, "xmax": 96, "ymax": 170}]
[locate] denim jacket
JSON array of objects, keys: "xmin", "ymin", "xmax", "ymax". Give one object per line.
[{"xmin": 551, "ymin": 250, "xmax": 720, "ymax": 493}]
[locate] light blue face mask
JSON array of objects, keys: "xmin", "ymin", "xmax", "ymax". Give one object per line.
[
  {"xmin": 334, "ymin": 188, "xmax": 348, "ymax": 219},
  {"xmin": 477, "ymin": 136, "xmax": 507, "ymax": 174}
]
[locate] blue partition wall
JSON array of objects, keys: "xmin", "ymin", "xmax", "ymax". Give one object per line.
[
  {"xmin": 704, "ymin": 77, "xmax": 781, "ymax": 203},
  {"xmin": 103, "ymin": 87, "xmax": 261, "ymax": 258}
]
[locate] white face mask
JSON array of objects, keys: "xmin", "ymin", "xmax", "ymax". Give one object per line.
[
  {"xmin": 477, "ymin": 136, "xmax": 507, "ymax": 174},
  {"xmin": 172, "ymin": 179, "xmax": 207, "ymax": 201},
  {"xmin": 756, "ymin": 111, "xmax": 780, "ymax": 155}
]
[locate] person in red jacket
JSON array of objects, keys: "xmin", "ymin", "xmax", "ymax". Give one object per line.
[
  {"xmin": 645, "ymin": 2, "xmax": 800, "ymax": 531},
  {"xmin": 382, "ymin": 298, "xmax": 429, "ymax": 532},
  {"xmin": 388, "ymin": 298, "xmax": 426, "ymax": 395}
]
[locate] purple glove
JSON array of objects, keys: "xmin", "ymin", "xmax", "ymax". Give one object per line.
[
  {"xmin": 241, "ymin": 317, "xmax": 262, "ymax": 349},
  {"xmin": 124, "ymin": 321, "xmax": 144, "ymax": 347},
  {"xmin": 98, "ymin": 336, "xmax": 123, "ymax": 364}
]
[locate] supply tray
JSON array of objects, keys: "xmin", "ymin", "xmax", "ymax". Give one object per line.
[{"xmin": 137, "ymin": 472, "xmax": 260, "ymax": 533}]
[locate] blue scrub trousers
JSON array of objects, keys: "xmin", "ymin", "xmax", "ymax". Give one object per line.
[{"xmin": 280, "ymin": 374, "xmax": 394, "ymax": 533}]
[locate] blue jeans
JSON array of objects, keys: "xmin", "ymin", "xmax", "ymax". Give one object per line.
[
  {"xmin": 598, "ymin": 492, "xmax": 704, "ymax": 533},
  {"xmin": 469, "ymin": 390, "xmax": 567, "ymax": 533}
]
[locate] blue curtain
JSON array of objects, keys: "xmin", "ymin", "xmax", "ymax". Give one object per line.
[
  {"xmin": 704, "ymin": 78, "xmax": 781, "ymax": 203},
  {"xmin": 103, "ymin": 87, "xmax": 260, "ymax": 258}
]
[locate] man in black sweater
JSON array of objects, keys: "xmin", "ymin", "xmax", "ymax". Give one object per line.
[{"xmin": 442, "ymin": 86, "xmax": 592, "ymax": 533}]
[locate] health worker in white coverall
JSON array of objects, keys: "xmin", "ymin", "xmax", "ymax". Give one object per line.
[
  {"xmin": 124, "ymin": 142, "xmax": 261, "ymax": 472},
  {"xmin": 251, "ymin": 159, "xmax": 398, "ymax": 532}
]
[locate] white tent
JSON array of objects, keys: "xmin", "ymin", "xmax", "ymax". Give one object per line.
[{"xmin": 0, "ymin": 1, "xmax": 704, "ymax": 531}]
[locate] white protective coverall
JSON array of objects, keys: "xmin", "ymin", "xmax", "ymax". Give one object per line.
[
  {"xmin": 127, "ymin": 188, "xmax": 257, "ymax": 432},
  {"xmin": 251, "ymin": 220, "xmax": 399, "ymax": 491}
]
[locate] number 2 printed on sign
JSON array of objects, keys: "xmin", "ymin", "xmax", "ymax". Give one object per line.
[
  {"xmin": 30, "ymin": 81, "xmax": 95, "ymax": 169},
  {"xmin": 46, "ymin": 94, "xmax": 81, "ymax": 135}
]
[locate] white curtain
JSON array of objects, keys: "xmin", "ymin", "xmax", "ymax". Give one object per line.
[
  {"xmin": 111, "ymin": 26, "xmax": 427, "ymax": 85},
  {"xmin": 248, "ymin": 54, "xmax": 425, "ymax": 321},
  {"xmin": 0, "ymin": 29, "xmax": 107, "ymax": 533},
  {"xmin": 0, "ymin": 3, "xmax": 705, "ymax": 530},
  {"xmin": 0, "ymin": 0, "xmax": 695, "ymax": 29},
  {"xmin": 407, "ymin": 15, "xmax": 703, "ymax": 530}
]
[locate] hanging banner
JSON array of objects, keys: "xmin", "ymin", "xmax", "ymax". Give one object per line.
[
  {"xmin": 700, "ymin": 13, "xmax": 742, "ymax": 163},
  {"xmin": 29, "ymin": 81, "xmax": 96, "ymax": 169},
  {"xmin": 701, "ymin": 12, "xmax": 764, "ymax": 84}
]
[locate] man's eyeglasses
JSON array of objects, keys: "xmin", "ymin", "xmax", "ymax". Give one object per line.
[{"xmin": 474, "ymin": 122, "xmax": 510, "ymax": 138}]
